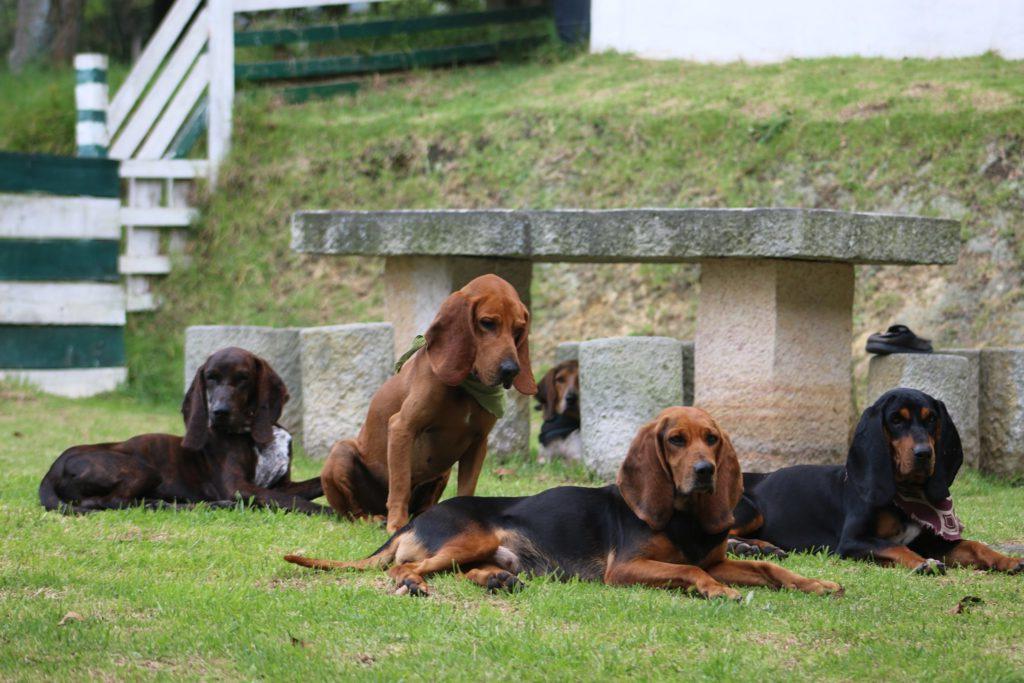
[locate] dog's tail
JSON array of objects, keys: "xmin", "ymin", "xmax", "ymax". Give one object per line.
[{"xmin": 284, "ymin": 533, "xmax": 400, "ymax": 571}]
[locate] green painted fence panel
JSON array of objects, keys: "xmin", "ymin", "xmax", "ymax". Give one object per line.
[
  {"xmin": 0, "ymin": 325, "xmax": 125, "ymax": 369},
  {"xmin": 236, "ymin": 36, "xmax": 547, "ymax": 81},
  {"xmin": 0, "ymin": 152, "xmax": 120, "ymax": 198},
  {"xmin": 235, "ymin": 6, "xmax": 551, "ymax": 47},
  {"xmin": 0, "ymin": 239, "xmax": 120, "ymax": 282},
  {"xmin": 280, "ymin": 80, "xmax": 360, "ymax": 104}
]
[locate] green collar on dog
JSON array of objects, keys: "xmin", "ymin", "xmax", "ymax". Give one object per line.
[{"xmin": 394, "ymin": 335, "xmax": 506, "ymax": 419}]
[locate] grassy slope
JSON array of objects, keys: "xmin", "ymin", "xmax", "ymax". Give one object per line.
[
  {"xmin": 125, "ymin": 51, "xmax": 1024, "ymax": 403},
  {"xmin": 2, "ymin": 391, "xmax": 1023, "ymax": 680}
]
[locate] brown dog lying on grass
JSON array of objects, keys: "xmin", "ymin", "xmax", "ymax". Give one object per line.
[
  {"xmin": 39, "ymin": 347, "xmax": 325, "ymax": 514},
  {"xmin": 320, "ymin": 274, "xmax": 537, "ymax": 532},
  {"xmin": 287, "ymin": 407, "xmax": 842, "ymax": 599}
]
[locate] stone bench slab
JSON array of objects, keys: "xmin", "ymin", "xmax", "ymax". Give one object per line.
[{"xmin": 293, "ymin": 209, "xmax": 959, "ymax": 265}]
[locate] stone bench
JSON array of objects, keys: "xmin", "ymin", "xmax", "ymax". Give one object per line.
[{"xmin": 293, "ymin": 208, "xmax": 957, "ymax": 471}]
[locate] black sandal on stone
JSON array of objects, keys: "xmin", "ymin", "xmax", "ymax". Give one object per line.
[{"xmin": 866, "ymin": 324, "xmax": 933, "ymax": 355}]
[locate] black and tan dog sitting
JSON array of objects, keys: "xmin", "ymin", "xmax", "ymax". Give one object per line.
[
  {"xmin": 39, "ymin": 347, "xmax": 325, "ymax": 514},
  {"xmin": 535, "ymin": 360, "xmax": 581, "ymax": 463},
  {"xmin": 729, "ymin": 388, "xmax": 1023, "ymax": 575},
  {"xmin": 285, "ymin": 407, "xmax": 842, "ymax": 599}
]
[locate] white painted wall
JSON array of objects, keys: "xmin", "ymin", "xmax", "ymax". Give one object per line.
[{"xmin": 591, "ymin": 0, "xmax": 1024, "ymax": 63}]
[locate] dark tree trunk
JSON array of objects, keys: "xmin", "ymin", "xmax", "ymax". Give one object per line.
[{"xmin": 7, "ymin": 0, "xmax": 82, "ymax": 71}]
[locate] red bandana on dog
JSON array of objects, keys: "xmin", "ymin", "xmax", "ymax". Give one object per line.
[{"xmin": 893, "ymin": 492, "xmax": 964, "ymax": 541}]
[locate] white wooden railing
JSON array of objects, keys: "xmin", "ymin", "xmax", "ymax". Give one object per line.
[{"xmin": 80, "ymin": 0, "xmax": 385, "ymax": 311}]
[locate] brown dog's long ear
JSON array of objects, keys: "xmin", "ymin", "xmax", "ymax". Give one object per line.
[
  {"xmin": 513, "ymin": 305, "xmax": 537, "ymax": 396},
  {"xmin": 617, "ymin": 416, "xmax": 674, "ymax": 530},
  {"xmin": 182, "ymin": 363, "xmax": 209, "ymax": 451},
  {"xmin": 535, "ymin": 367, "xmax": 556, "ymax": 420},
  {"xmin": 252, "ymin": 357, "xmax": 288, "ymax": 446},
  {"xmin": 697, "ymin": 424, "xmax": 742, "ymax": 535},
  {"xmin": 425, "ymin": 291, "xmax": 476, "ymax": 386}
]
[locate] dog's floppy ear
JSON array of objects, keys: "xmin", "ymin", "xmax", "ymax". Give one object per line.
[
  {"xmin": 535, "ymin": 367, "xmax": 556, "ymax": 420},
  {"xmin": 182, "ymin": 363, "xmax": 209, "ymax": 451},
  {"xmin": 696, "ymin": 423, "xmax": 742, "ymax": 535},
  {"xmin": 252, "ymin": 356, "xmax": 288, "ymax": 446},
  {"xmin": 617, "ymin": 415, "xmax": 674, "ymax": 530},
  {"xmin": 513, "ymin": 304, "xmax": 537, "ymax": 396},
  {"xmin": 846, "ymin": 397, "xmax": 896, "ymax": 507},
  {"xmin": 926, "ymin": 398, "xmax": 963, "ymax": 504},
  {"xmin": 425, "ymin": 291, "xmax": 476, "ymax": 386}
]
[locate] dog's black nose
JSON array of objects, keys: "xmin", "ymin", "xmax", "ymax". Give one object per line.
[
  {"xmin": 565, "ymin": 391, "xmax": 578, "ymax": 405},
  {"xmin": 693, "ymin": 461, "xmax": 715, "ymax": 480},
  {"xmin": 498, "ymin": 360, "xmax": 520, "ymax": 385},
  {"xmin": 212, "ymin": 406, "xmax": 231, "ymax": 420},
  {"xmin": 913, "ymin": 444, "xmax": 932, "ymax": 460}
]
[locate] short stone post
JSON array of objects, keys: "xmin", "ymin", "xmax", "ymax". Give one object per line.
[
  {"xmin": 299, "ymin": 323, "xmax": 394, "ymax": 460},
  {"xmin": 184, "ymin": 326, "xmax": 303, "ymax": 438},
  {"xmin": 74, "ymin": 54, "xmax": 109, "ymax": 158},
  {"xmin": 695, "ymin": 259, "xmax": 854, "ymax": 472},
  {"xmin": 976, "ymin": 349, "xmax": 1024, "ymax": 478},
  {"xmin": 384, "ymin": 255, "xmax": 533, "ymax": 460},
  {"xmin": 866, "ymin": 353, "xmax": 975, "ymax": 464},
  {"xmin": 943, "ymin": 349, "xmax": 982, "ymax": 468},
  {"xmin": 579, "ymin": 336, "xmax": 685, "ymax": 479},
  {"xmin": 554, "ymin": 341, "xmax": 579, "ymax": 364}
]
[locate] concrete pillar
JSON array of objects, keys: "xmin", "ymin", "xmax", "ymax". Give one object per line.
[
  {"xmin": 299, "ymin": 323, "xmax": 394, "ymax": 460},
  {"xmin": 695, "ymin": 259, "xmax": 854, "ymax": 471},
  {"xmin": 579, "ymin": 336, "xmax": 685, "ymax": 479},
  {"xmin": 554, "ymin": 341, "xmax": 579, "ymax": 364},
  {"xmin": 383, "ymin": 255, "xmax": 533, "ymax": 460}
]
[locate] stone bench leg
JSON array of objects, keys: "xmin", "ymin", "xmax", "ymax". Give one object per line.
[
  {"xmin": 383, "ymin": 255, "xmax": 533, "ymax": 460},
  {"xmin": 579, "ymin": 336, "xmax": 685, "ymax": 478},
  {"xmin": 299, "ymin": 323, "xmax": 394, "ymax": 460},
  {"xmin": 866, "ymin": 353, "xmax": 974, "ymax": 464},
  {"xmin": 695, "ymin": 259, "xmax": 854, "ymax": 471},
  {"xmin": 558, "ymin": 339, "xmax": 694, "ymax": 406},
  {"xmin": 185, "ymin": 325, "xmax": 303, "ymax": 440}
]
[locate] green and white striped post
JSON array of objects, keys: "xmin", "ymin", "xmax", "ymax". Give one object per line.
[{"xmin": 74, "ymin": 53, "xmax": 109, "ymax": 158}]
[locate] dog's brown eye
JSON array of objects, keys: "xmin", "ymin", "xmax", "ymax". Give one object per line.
[
  {"xmin": 479, "ymin": 319, "xmax": 497, "ymax": 331},
  {"xmin": 668, "ymin": 435, "xmax": 687, "ymax": 447},
  {"xmin": 706, "ymin": 434, "xmax": 719, "ymax": 446}
]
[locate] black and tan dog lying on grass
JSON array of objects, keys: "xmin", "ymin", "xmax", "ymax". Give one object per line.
[
  {"xmin": 285, "ymin": 407, "xmax": 842, "ymax": 599},
  {"xmin": 728, "ymin": 388, "xmax": 1023, "ymax": 575},
  {"xmin": 39, "ymin": 347, "xmax": 325, "ymax": 514}
]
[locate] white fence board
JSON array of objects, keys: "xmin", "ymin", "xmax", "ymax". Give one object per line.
[
  {"xmin": 0, "ymin": 195, "xmax": 121, "ymax": 240},
  {"xmin": 119, "ymin": 255, "xmax": 172, "ymax": 275},
  {"xmin": 121, "ymin": 207, "xmax": 197, "ymax": 227},
  {"xmin": 0, "ymin": 367, "xmax": 127, "ymax": 398},
  {"xmin": 120, "ymin": 159, "xmax": 208, "ymax": 179},
  {"xmin": 108, "ymin": 0, "xmax": 203, "ymax": 134},
  {"xmin": 110, "ymin": 7, "xmax": 209, "ymax": 160},
  {"xmin": 0, "ymin": 282, "xmax": 126, "ymax": 325},
  {"xmin": 138, "ymin": 54, "xmax": 210, "ymax": 159}
]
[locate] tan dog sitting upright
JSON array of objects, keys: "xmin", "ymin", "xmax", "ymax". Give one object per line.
[{"xmin": 321, "ymin": 274, "xmax": 537, "ymax": 532}]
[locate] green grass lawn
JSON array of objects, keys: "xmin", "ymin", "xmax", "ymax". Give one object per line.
[{"xmin": 2, "ymin": 386, "xmax": 1023, "ymax": 680}]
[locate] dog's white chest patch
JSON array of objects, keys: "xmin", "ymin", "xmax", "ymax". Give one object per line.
[
  {"xmin": 254, "ymin": 426, "xmax": 291, "ymax": 488},
  {"xmin": 892, "ymin": 521, "xmax": 923, "ymax": 546}
]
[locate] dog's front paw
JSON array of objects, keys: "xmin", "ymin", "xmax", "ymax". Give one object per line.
[
  {"xmin": 994, "ymin": 556, "xmax": 1024, "ymax": 574},
  {"xmin": 394, "ymin": 577, "xmax": 429, "ymax": 597},
  {"xmin": 727, "ymin": 538, "xmax": 789, "ymax": 559},
  {"xmin": 913, "ymin": 559, "xmax": 946, "ymax": 576},
  {"xmin": 696, "ymin": 583, "xmax": 742, "ymax": 601},
  {"xmin": 808, "ymin": 579, "xmax": 844, "ymax": 597},
  {"xmin": 485, "ymin": 571, "xmax": 525, "ymax": 593}
]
